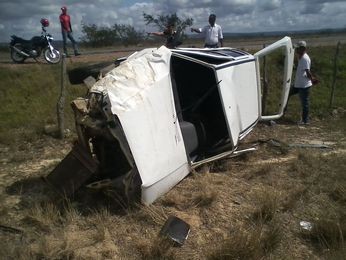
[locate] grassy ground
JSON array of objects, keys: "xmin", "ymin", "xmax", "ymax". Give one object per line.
[
  {"xmin": 0, "ymin": 51, "xmax": 132, "ymax": 146},
  {"xmin": 0, "ymin": 118, "xmax": 345, "ymax": 259},
  {"xmin": 0, "ymin": 37, "xmax": 346, "ymax": 259}
]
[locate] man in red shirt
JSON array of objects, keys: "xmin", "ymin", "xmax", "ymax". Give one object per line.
[{"xmin": 60, "ymin": 6, "xmax": 80, "ymax": 56}]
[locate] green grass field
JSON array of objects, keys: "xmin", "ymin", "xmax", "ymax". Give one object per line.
[
  {"xmin": 1, "ymin": 43, "xmax": 345, "ymax": 145},
  {"xmin": 0, "ymin": 61, "xmax": 89, "ymax": 144}
]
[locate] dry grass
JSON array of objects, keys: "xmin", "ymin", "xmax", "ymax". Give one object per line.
[
  {"xmin": 136, "ymin": 236, "xmax": 175, "ymax": 259},
  {"xmin": 189, "ymin": 173, "xmax": 218, "ymax": 208},
  {"xmin": 190, "ymin": 188, "xmax": 218, "ymax": 208},
  {"xmin": 160, "ymin": 172, "xmax": 218, "ymax": 210},
  {"xmin": 89, "ymin": 208, "xmax": 112, "ymax": 242},
  {"xmin": 329, "ymin": 184, "xmax": 346, "ymax": 203},
  {"xmin": 34, "ymin": 233, "xmax": 75, "ymax": 260},
  {"xmin": 291, "ymin": 151, "xmax": 346, "ymax": 256},
  {"xmin": 0, "ymin": 240, "xmax": 34, "ymax": 260},
  {"xmin": 243, "ymin": 164, "xmax": 272, "ymax": 180},
  {"xmin": 1, "ymin": 122, "xmax": 345, "ymax": 259},
  {"xmin": 281, "ymin": 185, "xmax": 308, "ymax": 211},
  {"xmin": 207, "ymin": 186, "xmax": 283, "ymax": 259},
  {"xmin": 304, "ymin": 219, "xmax": 346, "ymax": 249},
  {"xmin": 209, "ymin": 221, "xmax": 282, "ymax": 259},
  {"xmin": 251, "ymin": 187, "xmax": 280, "ymax": 223}
]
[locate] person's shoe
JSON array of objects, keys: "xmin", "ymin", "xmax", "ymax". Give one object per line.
[
  {"xmin": 74, "ymin": 52, "xmax": 81, "ymax": 56},
  {"xmin": 297, "ymin": 120, "xmax": 309, "ymax": 126}
]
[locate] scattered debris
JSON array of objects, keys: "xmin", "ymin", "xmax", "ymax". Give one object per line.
[
  {"xmin": 259, "ymin": 139, "xmax": 332, "ymax": 150},
  {"xmin": 300, "ymin": 221, "xmax": 313, "ymax": 231},
  {"xmin": 268, "ymin": 120, "xmax": 277, "ymax": 126},
  {"xmin": 160, "ymin": 216, "xmax": 190, "ymax": 246},
  {"xmin": 44, "ymin": 124, "xmax": 71, "ymax": 138},
  {"xmin": 83, "ymin": 76, "xmax": 96, "ymax": 89},
  {"xmin": 288, "ymin": 143, "xmax": 331, "ymax": 149}
]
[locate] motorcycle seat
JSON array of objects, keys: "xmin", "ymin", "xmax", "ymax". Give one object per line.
[{"xmin": 11, "ymin": 35, "xmax": 31, "ymax": 44}]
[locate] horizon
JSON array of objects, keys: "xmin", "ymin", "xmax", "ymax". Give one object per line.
[
  {"xmin": 1, "ymin": 1, "xmax": 346, "ymax": 42},
  {"xmin": 1, "ymin": 27, "xmax": 345, "ymax": 45}
]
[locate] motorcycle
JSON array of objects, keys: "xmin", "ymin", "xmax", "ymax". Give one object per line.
[{"xmin": 10, "ymin": 18, "xmax": 61, "ymax": 64}]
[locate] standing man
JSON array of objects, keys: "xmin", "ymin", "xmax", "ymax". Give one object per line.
[
  {"xmin": 191, "ymin": 14, "xmax": 223, "ymax": 48},
  {"xmin": 288, "ymin": 40, "xmax": 317, "ymax": 125},
  {"xmin": 60, "ymin": 6, "xmax": 80, "ymax": 56}
]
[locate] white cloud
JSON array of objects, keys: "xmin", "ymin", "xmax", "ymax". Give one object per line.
[
  {"xmin": 257, "ymin": 0, "xmax": 281, "ymax": 11},
  {"xmin": 0, "ymin": 0, "xmax": 345, "ymax": 42}
]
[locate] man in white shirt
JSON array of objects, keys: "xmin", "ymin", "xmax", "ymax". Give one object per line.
[
  {"xmin": 287, "ymin": 40, "xmax": 317, "ymax": 124},
  {"xmin": 191, "ymin": 14, "xmax": 223, "ymax": 48}
]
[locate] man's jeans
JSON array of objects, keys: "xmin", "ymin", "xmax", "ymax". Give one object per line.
[
  {"xmin": 204, "ymin": 43, "xmax": 218, "ymax": 48},
  {"xmin": 62, "ymin": 31, "xmax": 79, "ymax": 55},
  {"xmin": 288, "ymin": 87, "xmax": 310, "ymax": 123}
]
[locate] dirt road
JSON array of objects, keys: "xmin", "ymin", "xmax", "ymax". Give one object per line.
[{"xmin": 2, "ymin": 33, "xmax": 345, "ymax": 65}]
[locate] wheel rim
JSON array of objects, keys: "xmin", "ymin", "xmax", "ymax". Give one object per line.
[
  {"xmin": 11, "ymin": 44, "xmax": 25, "ymax": 62},
  {"xmin": 45, "ymin": 49, "xmax": 61, "ymax": 64}
]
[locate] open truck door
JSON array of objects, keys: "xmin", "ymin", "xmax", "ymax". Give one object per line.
[
  {"xmin": 216, "ymin": 54, "xmax": 259, "ymax": 148},
  {"xmin": 214, "ymin": 37, "xmax": 294, "ymax": 150},
  {"xmin": 254, "ymin": 36, "xmax": 294, "ymax": 121}
]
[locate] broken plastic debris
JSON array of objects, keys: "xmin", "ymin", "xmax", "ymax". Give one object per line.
[
  {"xmin": 160, "ymin": 215, "xmax": 190, "ymax": 246},
  {"xmin": 269, "ymin": 120, "xmax": 277, "ymax": 126},
  {"xmin": 288, "ymin": 143, "xmax": 331, "ymax": 149},
  {"xmin": 300, "ymin": 221, "xmax": 313, "ymax": 231}
]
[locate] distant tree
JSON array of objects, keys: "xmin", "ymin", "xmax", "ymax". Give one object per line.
[
  {"xmin": 80, "ymin": 23, "xmax": 118, "ymax": 47},
  {"xmin": 113, "ymin": 24, "xmax": 145, "ymax": 46},
  {"xmin": 143, "ymin": 12, "xmax": 193, "ymax": 42},
  {"xmin": 80, "ymin": 23, "xmax": 144, "ymax": 47}
]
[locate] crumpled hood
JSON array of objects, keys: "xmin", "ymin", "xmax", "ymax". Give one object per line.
[{"xmin": 91, "ymin": 46, "xmax": 172, "ymax": 114}]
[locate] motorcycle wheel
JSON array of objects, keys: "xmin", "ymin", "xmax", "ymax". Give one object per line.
[
  {"xmin": 44, "ymin": 48, "xmax": 61, "ymax": 64},
  {"xmin": 10, "ymin": 44, "xmax": 26, "ymax": 63}
]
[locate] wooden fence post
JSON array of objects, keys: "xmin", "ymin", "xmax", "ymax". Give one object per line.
[
  {"xmin": 261, "ymin": 44, "xmax": 269, "ymax": 115},
  {"xmin": 329, "ymin": 41, "xmax": 340, "ymax": 108},
  {"xmin": 57, "ymin": 54, "xmax": 66, "ymax": 138}
]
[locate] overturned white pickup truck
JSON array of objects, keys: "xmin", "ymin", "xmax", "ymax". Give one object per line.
[{"xmin": 47, "ymin": 37, "xmax": 294, "ymax": 205}]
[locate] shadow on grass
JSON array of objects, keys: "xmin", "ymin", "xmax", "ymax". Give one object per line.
[
  {"xmin": 6, "ymin": 176, "xmax": 50, "ymax": 196},
  {"xmin": 275, "ymin": 117, "xmax": 299, "ymax": 125},
  {"xmin": 5, "ymin": 176, "xmax": 129, "ymax": 216},
  {"xmin": 5, "ymin": 176, "xmax": 56, "ymax": 208}
]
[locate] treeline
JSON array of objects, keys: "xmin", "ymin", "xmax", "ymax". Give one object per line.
[
  {"xmin": 80, "ymin": 24, "xmax": 144, "ymax": 47},
  {"xmin": 80, "ymin": 13, "xmax": 193, "ymax": 47}
]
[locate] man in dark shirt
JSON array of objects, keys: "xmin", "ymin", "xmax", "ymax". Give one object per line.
[
  {"xmin": 60, "ymin": 6, "xmax": 80, "ymax": 56},
  {"xmin": 148, "ymin": 23, "xmax": 180, "ymax": 49}
]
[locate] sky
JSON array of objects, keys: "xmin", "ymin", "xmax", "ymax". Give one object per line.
[{"xmin": 0, "ymin": 0, "xmax": 346, "ymax": 42}]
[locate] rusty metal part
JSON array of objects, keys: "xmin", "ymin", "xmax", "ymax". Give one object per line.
[{"xmin": 45, "ymin": 143, "xmax": 98, "ymax": 196}]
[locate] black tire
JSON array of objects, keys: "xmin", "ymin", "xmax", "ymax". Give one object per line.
[
  {"xmin": 10, "ymin": 44, "xmax": 26, "ymax": 63},
  {"xmin": 68, "ymin": 61, "xmax": 113, "ymax": 84},
  {"xmin": 44, "ymin": 48, "xmax": 61, "ymax": 64}
]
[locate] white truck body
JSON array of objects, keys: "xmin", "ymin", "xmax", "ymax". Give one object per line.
[{"xmin": 48, "ymin": 37, "xmax": 294, "ymax": 205}]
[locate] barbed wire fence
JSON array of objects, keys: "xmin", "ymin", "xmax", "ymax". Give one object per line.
[
  {"xmin": 55, "ymin": 41, "xmax": 346, "ymax": 139},
  {"xmin": 329, "ymin": 41, "xmax": 341, "ymax": 108}
]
